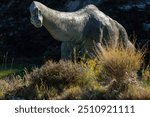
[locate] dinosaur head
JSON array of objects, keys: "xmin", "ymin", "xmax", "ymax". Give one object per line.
[{"xmin": 30, "ymin": 1, "xmax": 43, "ymax": 28}]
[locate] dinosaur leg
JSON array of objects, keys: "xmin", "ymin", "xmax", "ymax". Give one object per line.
[{"xmin": 61, "ymin": 42, "xmax": 71, "ymax": 60}]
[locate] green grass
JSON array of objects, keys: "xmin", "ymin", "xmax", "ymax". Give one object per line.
[
  {"xmin": 0, "ymin": 64, "xmax": 36, "ymax": 78},
  {"xmin": 0, "ymin": 69, "xmax": 19, "ymax": 78}
]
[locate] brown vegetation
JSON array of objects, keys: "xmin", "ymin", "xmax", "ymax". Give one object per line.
[{"xmin": 0, "ymin": 44, "xmax": 150, "ymax": 100}]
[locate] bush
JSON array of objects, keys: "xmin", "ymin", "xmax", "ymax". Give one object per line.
[
  {"xmin": 1, "ymin": 60, "xmax": 104, "ymax": 99},
  {"xmin": 0, "ymin": 78, "xmax": 26, "ymax": 99},
  {"xmin": 95, "ymin": 44, "xmax": 146, "ymax": 99},
  {"xmin": 97, "ymin": 46, "xmax": 143, "ymax": 82}
]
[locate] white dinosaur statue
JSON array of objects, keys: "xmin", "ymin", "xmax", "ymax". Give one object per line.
[{"xmin": 29, "ymin": 1, "xmax": 135, "ymax": 59}]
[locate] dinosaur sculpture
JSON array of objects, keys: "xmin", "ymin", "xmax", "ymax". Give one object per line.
[{"xmin": 30, "ymin": 1, "xmax": 135, "ymax": 59}]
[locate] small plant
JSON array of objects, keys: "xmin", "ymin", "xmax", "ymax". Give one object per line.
[{"xmin": 142, "ymin": 65, "xmax": 150, "ymax": 84}]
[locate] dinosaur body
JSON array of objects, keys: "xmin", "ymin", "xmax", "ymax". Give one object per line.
[{"xmin": 30, "ymin": 1, "xmax": 134, "ymax": 59}]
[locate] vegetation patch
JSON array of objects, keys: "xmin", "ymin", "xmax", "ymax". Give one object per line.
[
  {"xmin": 0, "ymin": 64, "xmax": 35, "ymax": 79},
  {"xmin": 0, "ymin": 45, "xmax": 150, "ymax": 100}
]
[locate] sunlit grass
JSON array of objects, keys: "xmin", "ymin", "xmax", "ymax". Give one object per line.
[
  {"xmin": 142, "ymin": 65, "xmax": 150, "ymax": 84},
  {"xmin": 0, "ymin": 64, "xmax": 36, "ymax": 78},
  {"xmin": 0, "ymin": 43, "xmax": 150, "ymax": 100},
  {"xmin": 0, "ymin": 69, "xmax": 19, "ymax": 78}
]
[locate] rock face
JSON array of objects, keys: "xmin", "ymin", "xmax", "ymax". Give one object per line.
[
  {"xmin": 0, "ymin": 0, "xmax": 149, "ymax": 61},
  {"xmin": 65, "ymin": 0, "xmax": 104, "ymax": 11}
]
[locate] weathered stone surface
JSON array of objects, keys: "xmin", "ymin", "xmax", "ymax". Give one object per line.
[
  {"xmin": 0, "ymin": 0, "xmax": 149, "ymax": 61},
  {"xmin": 30, "ymin": 1, "xmax": 134, "ymax": 59}
]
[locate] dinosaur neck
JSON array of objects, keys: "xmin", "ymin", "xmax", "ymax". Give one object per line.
[{"xmin": 38, "ymin": 3, "xmax": 76, "ymax": 42}]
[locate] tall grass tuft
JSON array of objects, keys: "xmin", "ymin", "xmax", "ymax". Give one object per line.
[
  {"xmin": 94, "ymin": 43, "xmax": 145, "ymax": 99},
  {"xmin": 97, "ymin": 46, "xmax": 143, "ymax": 80}
]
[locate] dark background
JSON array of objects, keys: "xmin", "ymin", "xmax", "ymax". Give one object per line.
[{"xmin": 0, "ymin": 0, "xmax": 149, "ymax": 64}]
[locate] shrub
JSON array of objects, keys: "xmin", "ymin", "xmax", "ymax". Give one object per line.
[
  {"xmin": 96, "ymin": 45, "xmax": 143, "ymax": 81},
  {"xmin": 94, "ymin": 43, "xmax": 145, "ymax": 99},
  {"xmin": 2, "ymin": 60, "xmax": 104, "ymax": 99},
  {"xmin": 0, "ymin": 77, "xmax": 27, "ymax": 99}
]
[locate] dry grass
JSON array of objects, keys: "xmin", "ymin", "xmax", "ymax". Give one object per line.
[
  {"xmin": 0, "ymin": 43, "xmax": 150, "ymax": 100},
  {"xmin": 0, "ymin": 77, "xmax": 28, "ymax": 99},
  {"xmin": 0, "ymin": 80, "xmax": 11, "ymax": 99},
  {"xmin": 119, "ymin": 83, "xmax": 150, "ymax": 99},
  {"xmin": 97, "ymin": 46, "xmax": 143, "ymax": 82},
  {"xmin": 94, "ymin": 44, "xmax": 149, "ymax": 99},
  {"xmin": 0, "ymin": 60, "xmax": 104, "ymax": 99},
  {"xmin": 142, "ymin": 65, "xmax": 150, "ymax": 84}
]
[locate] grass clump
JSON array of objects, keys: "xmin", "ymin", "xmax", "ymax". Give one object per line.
[
  {"xmin": 1, "ymin": 60, "xmax": 104, "ymax": 100},
  {"xmin": 0, "ymin": 77, "xmax": 27, "ymax": 99},
  {"xmin": 95, "ymin": 44, "xmax": 149, "ymax": 99},
  {"xmin": 0, "ymin": 80, "xmax": 11, "ymax": 99},
  {"xmin": 30, "ymin": 60, "xmax": 104, "ymax": 99},
  {"xmin": 142, "ymin": 65, "xmax": 150, "ymax": 84},
  {"xmin": 119, "ymin": 84, "xmax": 150, "ymax": 99},
  {"xmin": 97, "ymin": 46, "xmax": 142, "ymax": 81}
]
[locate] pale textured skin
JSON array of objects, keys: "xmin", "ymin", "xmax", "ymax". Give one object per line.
[{"xmin": 30, "ymin": 1, "xmax": 135, "ymax": 59}]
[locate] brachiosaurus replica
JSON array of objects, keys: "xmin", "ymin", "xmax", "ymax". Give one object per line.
[{"xmin": 30, "ymin": 1, "xmax": 135, "ymax": 59}]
